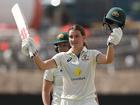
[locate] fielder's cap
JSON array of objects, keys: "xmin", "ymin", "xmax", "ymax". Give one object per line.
[{"xmin": 53, "ymin": 32, "xmax": 69, "ymax": 45}]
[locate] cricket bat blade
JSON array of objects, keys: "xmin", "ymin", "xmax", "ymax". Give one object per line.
[{"xmin": 11, "ymin": 3, "xmax": 30, "ymax": 40}]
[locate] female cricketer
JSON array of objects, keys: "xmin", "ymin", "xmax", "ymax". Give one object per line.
[
  {"xmin": 21, "ymin": 7, "xmax": 125, "ymax": 105},
  {"xmin": 21, "ymin": 24, "xmax": 122, "ymax": 105},
  {"xmin": 42, "ymin": 32, "xmax": 70, "ymax": 105}
]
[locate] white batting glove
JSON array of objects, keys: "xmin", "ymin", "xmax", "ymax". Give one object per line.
[
  {"xmin": 21, "ymin": 37, "xmax": 37, "ymax": 57},
  {"xmin": 107, "ymin": 27, "xmax": 123, "ymax": 45}
]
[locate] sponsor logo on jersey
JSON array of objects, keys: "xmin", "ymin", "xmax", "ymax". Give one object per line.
[
  {"xmin": 73, "ymin": 67, "xmax": 81, "ymax": 76},
  {"xmin": 70, "ymin": 67, "xmax": 86, "ymax": 81},
  {"xmin": 67, "ymin": 57, "xmax": 72, "ymax": 62},
  {"xmin": 81, "ymin": 54, "xmax": 89, "ymax": 61},
  {"xmin": 71, "ymin": 77, "xmax": 86, "ymax": 81},
  {"xmin": 60, "ymin": 69, "xmax": 63, "ymax": 72}
]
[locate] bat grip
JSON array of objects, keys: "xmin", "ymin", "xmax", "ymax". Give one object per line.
[{"xmin": 29, "ymin": 49, "xmax": 38, "ymax": 58}]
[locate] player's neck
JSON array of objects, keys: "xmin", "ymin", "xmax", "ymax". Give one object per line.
[{"xmin": 71, "ymin": 46, "xmax": 83, "ymax": 56}]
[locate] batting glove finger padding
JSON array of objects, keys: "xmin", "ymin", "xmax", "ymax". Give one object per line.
[
  {"xmin": 107, "ymin": 27, "xmax": 123, "ymax": 45},
  {"xmin": 22, "ymin": 37, "xmax": 37, "ymax": 57}
]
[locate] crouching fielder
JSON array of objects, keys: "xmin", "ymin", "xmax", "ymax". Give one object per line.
[{"xmin": 21, "ymin": 8, "xmax": 125, "ymax": 105}]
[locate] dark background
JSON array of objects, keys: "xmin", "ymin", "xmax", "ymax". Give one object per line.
[{"xmin": 0, "ymin": 94, "xmax": 140, "ymax": 105}]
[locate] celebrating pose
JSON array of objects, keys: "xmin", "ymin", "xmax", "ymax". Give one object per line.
[{"xmin": 21, "ymin": 7, "xmax": 125, "ymax": 105}]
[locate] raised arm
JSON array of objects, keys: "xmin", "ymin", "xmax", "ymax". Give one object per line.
[
  {"xmin": 33, "ymin": 54, "xmax": 57, "ymax": 70},
  {"xmin": 97, "ymin": 27, "xmax": 122, "ymax": 64},
  {"xmin": 21, "ymin": 37, "xmax": 57, "ymax": 71},
  {"xmin": 97, "ymin": 44, "xmax": 114, "ymax": 64}
]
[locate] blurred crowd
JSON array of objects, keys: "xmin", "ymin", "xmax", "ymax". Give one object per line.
[{"xmin": 1, "ymin": 0, "xmax": 140, "ymax": 72}]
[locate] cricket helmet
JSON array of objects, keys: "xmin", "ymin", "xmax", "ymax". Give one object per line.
[
  {"xmin": 104, "ymin": 7, "xmax": 126, "ymax": 28},
  {"xmin": 53, "ymin": 32, "xmax": 69, "ymax": 45}
]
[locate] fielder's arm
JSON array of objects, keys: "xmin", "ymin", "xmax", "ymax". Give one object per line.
[{"xmin": 42, "ymin": 79, "xmax": 53, "ymax": 105}]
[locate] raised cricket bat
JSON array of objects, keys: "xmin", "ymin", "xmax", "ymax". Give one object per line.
[
  {"xmin": 11, "ymin": 3, "xmax": 30, "ymax": 40},
  {"xmin": 11, "ymin": 3, "xmax": 34, "ymax": 57}
]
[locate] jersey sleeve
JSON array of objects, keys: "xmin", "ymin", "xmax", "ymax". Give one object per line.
[
  {"xmin": 91, "ymin": 50, "xmax": 101, "ymax": 62},
  {"xmin": 43, "ymin": 69, "xmax": 55, "ymax": 81},
  {"xmin": 52, "ymin": 52, "xmax": 65, "ymax": 67}
]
